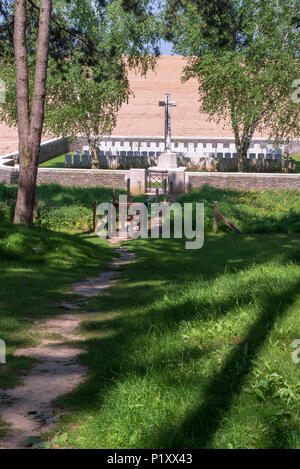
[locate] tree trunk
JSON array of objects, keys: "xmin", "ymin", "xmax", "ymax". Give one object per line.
[
  {"xmin": 14, "ymin": 156, "xmax": 38, "ymax": 224},
  {"xmin": 89, "ymin": 136, "xmax": 100, "ymax": 169},
  {"xmin": 13, "ymin": 0, "xmax": 52, "ymax": 225},
  {"xmin": 233, "ymin": 130, "xmax": 252, "ymax": 172},
  {"xmin": 236, "ymin": 145, "xmax": 248, "ymax": 172}
]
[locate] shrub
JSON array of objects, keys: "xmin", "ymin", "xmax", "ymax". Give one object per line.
[
  {"xmin": 38, "ymin": 205, "xmax": 92, "ymax": 230},
  {"xmin": 179, "ymin": 187, "xmax": 300, "ymax": 233}
]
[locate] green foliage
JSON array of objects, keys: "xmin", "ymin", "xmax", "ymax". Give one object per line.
[
  {"xmin": 38, "ymin": 205, "xmax": 92, "ymax": 230},
  {"xmin": 179, "ymin": 187, "xmax": 300, "ymax": 233},
  {"xmin": 163, "ymin": 0, "xmax": 300, "ymax": 167},
  {"xmin": 0, "ymin": 182, "xmax": 125, "ymax": 230},
  {"xmin": 247, "ymin": 367, "xmax": 298, "ymax": 405}
]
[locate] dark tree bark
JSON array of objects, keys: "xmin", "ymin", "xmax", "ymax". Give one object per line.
[
  {"xmin": 13, "ymin": 0, "xmax": 52, "ymax": 225},
  {"xmin": 88, "ymin": 135, "xmax": 101, "ymax": 169}
]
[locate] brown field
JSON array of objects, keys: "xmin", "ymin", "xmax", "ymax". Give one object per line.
[{"xmin": 0, "ymin": 55, "xmax": 267, "ymax": 155}]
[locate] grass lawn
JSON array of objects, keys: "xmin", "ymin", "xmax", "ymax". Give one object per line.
[
  {"xmin": 50, "ymin": 233, "xmax": 300, "ymax": 449},
  {"xmin": 39, "ymin": 155, "xmax": 66, "ymax": 168},
  {"xmin": 0, "ymin": 183, "xmax": 125, "ymax": 230},
  {"xmin": 0, "ymin": 224, "xmax": 114, "ymax": 391},
  {"xmin": 0, "ymin": 184, "xmax": 299, "ymax": 448},
  {"xmin": 180, "ymin": 187, "xmax": 300, "ymax": 233}
]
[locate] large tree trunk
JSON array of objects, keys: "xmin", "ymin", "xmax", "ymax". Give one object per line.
[{"xmin": 13, "ymin": 0, "xmax": 52, "ymax": 225}]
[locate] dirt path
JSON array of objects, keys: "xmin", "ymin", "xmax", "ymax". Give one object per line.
[{"xmin": 0, "ymin": 247, "xmax": 135, "ymax": 449}]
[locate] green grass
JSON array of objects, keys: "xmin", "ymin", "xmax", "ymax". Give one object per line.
[
  {"xmin": 40, "ymin": 155, "xmax": 66, "ymax": 168},
  {"xmin": 0, "ymin": 223, "xmax": 115, "ymax": 389},
  {"xmin": 179, "ymin": 187, "xmax": 300, "ymax": 233},
  {"xmin": 294, "ymin": 155, "xmax": 300, "ymax": 174},
  {"xmin": 0, "ymin": 183, "xmax": 125, "ymax": 230},
  {"xmin": 50, "ymin": 233, "xmax": 300, "ymax": 449},
  {"xmin": 0, "ymin": 183, "xmax": 300, "ymax": 448}
]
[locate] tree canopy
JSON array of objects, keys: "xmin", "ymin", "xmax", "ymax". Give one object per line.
[
  {"xmin": 163, "ymin": 0, "xmax": 300, "ymax": 170},
  {"xmin": 43, "ymin": 0, "xmax": 159, "ymax": 168},
  {"xmin": 0, "ymin": 0, "xmax": 159, "ymax": 142},
  {"xmin": 0, "ymin": 0, "xmax": 159, "ymax": 224}
]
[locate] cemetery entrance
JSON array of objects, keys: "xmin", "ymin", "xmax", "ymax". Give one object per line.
[{"xmin": 146, "ymin": 169, "xmax": 168, "ymax": 194}]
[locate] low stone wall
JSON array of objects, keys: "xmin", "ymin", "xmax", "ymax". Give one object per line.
[
  {"xmin": 0, "ymin": 166, "xmax": 18, "ymax": 184},
  {"xmin": 0, "ymin": 165, "xmax": 128, "ymax": 188},
  {"xmin": 187, "ymin": 172, "xmax": 300, "ymax": 191},
  {"xmin": 4, "ymin": 137, "xmax": 70, "ymax": 165},
  {"xmin": 36, "ymin": 168, "xmax": 127, "ymax": 188},
  {"xmin": 1, "ymin": 158, "xmax": 299, "ymax": 192}
]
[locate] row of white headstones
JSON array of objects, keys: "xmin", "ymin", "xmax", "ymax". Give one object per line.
[
  {"xmin": 95, "ymin": 141, "xmax": 283, "ymax": 155},
  {"xmin": 72, "ymin": 144, "xmax": 283, "ymax": 160}
]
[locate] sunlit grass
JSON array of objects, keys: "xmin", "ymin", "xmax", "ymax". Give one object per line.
[
  {"xmin": 0, "ymin": 223, "xmax": 114, "ymax": 388},
  {"xmin": 39, "ymin": 154, "xmax": 67, "ymax": 168},
  {"xmin": 0, "ymin": 183, "xmax": 299, "ymax": 448},
  {"xmin": 52, "ymin": 234, "xmax": 300, "ymax": 449}
]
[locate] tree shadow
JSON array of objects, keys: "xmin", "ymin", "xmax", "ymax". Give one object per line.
[
  {"xmin": 54, "ymin": 235, "xmax": 300, "ymax": 448},
  {"xmin": 152, "ymin": 280, "xmax": 300, "ymax": 448}
]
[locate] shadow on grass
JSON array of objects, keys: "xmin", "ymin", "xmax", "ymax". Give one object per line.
[
  {"xmin": 153, "ymin": 280, "xmax": 300, "ymax": 448},
  {"xmin": 54, "ymin": 235, "xmax": 300, "ymax": 448},
  {"xmin": 0, "ymin": 223, "xmax": 114, "ymax": 388},
  {"xmin": 0, "ymin": 182, "xmax": 125, "ymax": 219}
]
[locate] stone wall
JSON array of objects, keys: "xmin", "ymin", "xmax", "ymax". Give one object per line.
[
  {"xmin": 0, "ymin": 167, "xmax": 18, "ymax": 184},
  {"xmin": 187, "ymin": 172, "xmax": 300, "ymax": 191},
  {"xmin": 1, "ymin": 153, "xmax": 299, "ymax": 192},
  {"xmin": 36, "ymin": 168, "xmax": 127, "ymax": 188},
  {"xmin": 0, "ymin": 165, "xmax": 128, "ymax": 188},
  {"xmin": 1, "ymin": 137, "xmax": 70, "ymax": 165}
]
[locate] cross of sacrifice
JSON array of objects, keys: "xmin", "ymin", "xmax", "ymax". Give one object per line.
[{"xmin": 159, "ymin": 93, "xmax": 176, "ymax": 153}]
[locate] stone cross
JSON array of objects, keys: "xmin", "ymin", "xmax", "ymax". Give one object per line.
[{"xmin": 159, "ymin": 93, "xmax": 176, "ymax": 153}]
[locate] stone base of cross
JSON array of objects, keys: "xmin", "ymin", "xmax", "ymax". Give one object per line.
[{"xmin": 149, "ymin": 92, "xmax": 187, "ymax": 192}]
